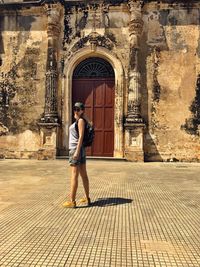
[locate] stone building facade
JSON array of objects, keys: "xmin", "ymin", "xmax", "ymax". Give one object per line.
[{"xmin": 0, "ymin": 0, "xmax": 199, "ymax": 161}]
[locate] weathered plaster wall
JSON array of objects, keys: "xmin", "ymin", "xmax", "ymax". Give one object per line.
[
  {"xmin": 141, "ymin": 3, "xmax": 200, "ymax": 161},
  {"xmin": 63, "ymin": 3, "xmax": 130, "ymax": 70},
  {"xmin": 0, "ymin": 8, "xmax": 47, "ymax": 158},
  {"xmin": 0, "ymin": 1, "xmax": 200, "ymax": 161}
]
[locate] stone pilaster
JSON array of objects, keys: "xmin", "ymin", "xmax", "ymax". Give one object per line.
[
  {"xmin": 124, "ymin": 0, "xmax": 145, "ymax": 161},
  {"xmin": 42, "ymin": 1, "xmax": 62, "ymax": 123},
  {"xmin": 38, "ymin": 1, "xmax": 63, "ymax": 159}
]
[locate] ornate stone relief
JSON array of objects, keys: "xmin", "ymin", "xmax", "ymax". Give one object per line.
[
  {"xmin": 42, "ymin": 48, "xmax": 58, "ymax": 123},
  {"xmin": 44, "ymin": 2, "xmax": 62, "ymax": 37},
  {"xmin": 0, "ymin": 66, "xmax": 18, "ymax": 135},
  {"xmin": 89, "ymin": 31, "xmax": 114, "ymax": 50},
  {"xmin": 124, "ymin": 0, "xmax": 145, "ymax": 161},
  {"xmin": 129, "ymin": 0, "xmax": 144, "ymax": 46},
  {"xmin": 63, "ymin": 5, "xmax": 76, "ymax": 46},
  {"xmin": 62, "ymin": 2, "xmax": 111, "ymax": 51},
  {"xmin": 63, "ymin": 32, "xmax": 115, "ymax": 63},
  {"xmin": 38, "ymin": 1, "xmax": 63, "ymax": 158},
  {"xmin": 39, "ymin": 2, "xmax": 62, "ymax": 125},
  {"xmin": 0, "ymin": 122, "xmax": 8, "ymax": 136},
  {"xmin": 125, "ymin": 0, "xmax": 144, "ymax": 124}
]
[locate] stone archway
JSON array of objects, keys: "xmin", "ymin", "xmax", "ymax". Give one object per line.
[{"xmin": 62, "ymin": 46, "xmax": 125, "ymax": 158}]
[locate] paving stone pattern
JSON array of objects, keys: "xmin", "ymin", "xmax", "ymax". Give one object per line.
[{"xmin": 0, "ymin": 160, "xmax": 200, "ymax": 267}]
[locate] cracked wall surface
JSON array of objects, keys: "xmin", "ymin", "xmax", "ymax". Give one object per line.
[
  {"xmin": 142, "ymin": 3, "xmax": 200, "ymax": 161},
  {"xmin": 0, "ymin": 8, "xmax": 47, "ymax": 158}
]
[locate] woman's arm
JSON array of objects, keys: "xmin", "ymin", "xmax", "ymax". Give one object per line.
[{"xmin": 73, "ymin": 118, "xmax": 85, "ymax": 159}]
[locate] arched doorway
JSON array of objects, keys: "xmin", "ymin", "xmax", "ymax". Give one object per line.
[{"xmin": 72, "ymin": 57, "xmax": 115, "ymax": 157}]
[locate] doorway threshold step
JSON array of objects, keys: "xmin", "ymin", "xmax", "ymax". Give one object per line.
[
  {"xmin": 56, "ymin": 156, "xmax": 126, "ymax": 161},
  {"xmin": 86, "ymin": 156, "xmax": 126, "ymax": 161}
]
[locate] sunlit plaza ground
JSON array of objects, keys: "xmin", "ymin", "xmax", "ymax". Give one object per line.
[{"xmin": 0, "ymin": 159, "xmax": 200, "ymax": 267}]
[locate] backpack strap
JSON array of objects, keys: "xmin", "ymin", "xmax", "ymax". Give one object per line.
[
  {"xmin": 75, "ymin": 118, "xmax": 86, "ymax": 136},
  {"xmin": 75, "ymin": 120, "xmax": 79, "ymax": 135}
]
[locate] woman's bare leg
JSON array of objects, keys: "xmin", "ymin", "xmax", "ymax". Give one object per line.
[
  {"xmin": 79, "ymin": 163, "xmax": 89, "ymax": 199},
  {"xmin": 70, "ymin": 165, "xmax": 79, "ymax": 201}
]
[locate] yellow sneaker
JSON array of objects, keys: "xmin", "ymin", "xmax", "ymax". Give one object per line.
[
  {"xmin": 63, "ymin": 200, "xmax": 76, "ymax": 208},
  {"xmin": 79, "ymin": 197, "xmax": 91, "ymax": 206}
]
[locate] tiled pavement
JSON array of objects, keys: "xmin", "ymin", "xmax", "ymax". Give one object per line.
[{"xmin": 0, "ymin": 160, "xmax": 200, "ymax": 267}]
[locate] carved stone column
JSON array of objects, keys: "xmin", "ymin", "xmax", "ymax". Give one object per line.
[
  {"xmin": 124, "ymin": 0, "xmax": 145, "ymax": 161},
  {"xmin": 38, "ymin": 1, "xmax": 63, "ymax": 159}
]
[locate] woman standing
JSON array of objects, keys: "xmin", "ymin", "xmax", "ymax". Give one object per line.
[{"xmin": 63, "ymin": 102, "xmax": 91, "ymax": 208}]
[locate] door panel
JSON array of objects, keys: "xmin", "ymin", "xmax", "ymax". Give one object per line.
[
  {"xmin": 104, "ymin": 132, "xmax": 114, "ymax": 155},
  {"xmin": 94, "ymin": 107, "xmax": 104, "ymax": 129},
  {"xmin": 105, "ymin": 84, "xmax": 114, "ymax": 106},
  {"xmin": 73, "ymin": 80, "xmax": 93, "ymax": 106},
  {"xmin": 94, "ymin": 83, "xmax": 104, "ymax": 106},
  {"xmin": 72, "ymin": 78, "xmax": 114, "ymax": 157},
  {"xmin": 104, "ymin": 107, "xmax": 114, "ymax": 129},
  {"xmin": 93, "ymin": 131, "xmax": 103, "ymax": 156}
]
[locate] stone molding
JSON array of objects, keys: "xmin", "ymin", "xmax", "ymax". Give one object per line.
[
  {"xmin": 63, "ymin": 32, "xmax": 116, "ymax": 62},
  {"xmin": 62, "ymin": 45, "xmax": 124, "ymax": 158}
]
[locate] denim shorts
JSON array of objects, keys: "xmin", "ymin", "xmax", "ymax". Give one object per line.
[{"xmin": 69, "ymin": 146, "xmax": 86, "ymax": 166}]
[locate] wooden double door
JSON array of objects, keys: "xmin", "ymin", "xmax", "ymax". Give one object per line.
[{"xmin": 72, "ymin": 78, "xmax": 115, "ymax": 157}]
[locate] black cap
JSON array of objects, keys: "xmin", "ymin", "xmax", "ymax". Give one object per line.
[{"xmin": 74, "ymin": 102, "xmax": 85, "ymax": 110}]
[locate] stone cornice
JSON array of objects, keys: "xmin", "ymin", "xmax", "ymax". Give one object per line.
[
  {"xmin": 0, "ymin": 0, "xmax": 43, "ymax": 8},
  {"xmin": 0, "ymin": 0, "xmax": 199, "ymax": 11}
]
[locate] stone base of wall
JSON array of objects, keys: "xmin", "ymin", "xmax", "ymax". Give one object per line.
[
  {"xmin": 124, "ymin": 150, "xmax": 144, "ymax": 162},
  {"xmin": 37, "ymin": 149, "xmax": 57, "ymax": 160},
  {"xmin": 145, "ymin": 152, "xmax": 200, "ymax": 163},
  {"xmin": 1, "ymin": 149, "xmax": 199, "ymax": 162},
  {"xmin": 0, "ymin": 149, "xmax": 57, "ymax": 160},
  {"xmin": 0, "ymin": 150, "xmax": 38, "ymax": 159}
]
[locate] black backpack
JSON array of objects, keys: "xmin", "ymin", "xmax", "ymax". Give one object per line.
[{"xmin": 75, "ymin": 119, "xmax": 95, "ymax": 147}]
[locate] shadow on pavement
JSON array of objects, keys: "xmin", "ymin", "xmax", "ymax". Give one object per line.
[{"xmin": 91, "ymin": 197, "xmax": 133, "ymax": 207}]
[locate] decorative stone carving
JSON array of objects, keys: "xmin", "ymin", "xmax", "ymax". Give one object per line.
[
  {"xmin": 64, "ymin": 33, "xmax": 114, "ymax": 62},
  {"xmin": 62, "ymin": 1, "xmax": 111, "ymax": 51},
  {"xmin": 0, "ymin": 122, "xmax": 8, "ymax": 136},
  {"xmin": 88, "ymin": 32, "xmax": 114, "ymax": 51},
  {"xmin": 126, "ymin": 0, "xmax": 144, "ymax": 124},
  {"xmin": 89, "ymin": 31, "xmax": 99, "ymax": 51},
  {"xmin": 0, "ymin": 80, "xmax": 15, "ymax": 108},
  {"xmin": 38, "ymin": 2, "xmax": 63, "ymax": 159},
  {"xmin": 44, "ymin": 2, "xmax": 62, "ymax": 37},
  {"xmin": 126, "ymin": 70, "xmax": 143, "ymax": 123},
  {"xmin": 63, "ymin": 6, "xmax": 74, "ymax": 46},
  {"xmin": 43, "ymin": 47, "xmax": 58, "ymax": 122},
  {"xmin": 84, "ymin": 3, "xmax": 110, "ymax": 34},
  {"xmin": 0, "ymin": 71, "xmax": 17, "ymax": 134},
  {"xmin": 124, "ymin": 0, "xmax": 145, "ymax": 161},
  {"xmin": 39, "ymin": 2, "xmax": 62, "ymax": 124},
  {"xmin": 128, "ymin": 0, "xmax": 144, "ymax": 48}
]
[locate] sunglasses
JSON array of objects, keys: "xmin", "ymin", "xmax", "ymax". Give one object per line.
[{"xmin": 73, "ymin": 107, "xmax": 81, "ymax": 112}]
